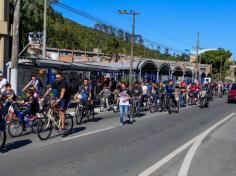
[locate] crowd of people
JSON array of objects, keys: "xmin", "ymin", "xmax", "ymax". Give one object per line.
[{"xmin": 0, "ymin": 71, "xmax": 232, "ymax": 136}]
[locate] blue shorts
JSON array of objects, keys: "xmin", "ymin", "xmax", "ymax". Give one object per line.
[{"xmin": 59, "ymin": 98, "xmax": 71, "ymax": 111}]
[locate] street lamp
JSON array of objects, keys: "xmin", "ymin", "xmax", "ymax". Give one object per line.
[{"xmin": 118, "ymin": 10, "xmax": 139, "ymax": 87}]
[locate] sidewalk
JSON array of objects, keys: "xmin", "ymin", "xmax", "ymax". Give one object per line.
[{"xmin": 188, "ymin": 115, "xmax": 236, "ymax": 176}]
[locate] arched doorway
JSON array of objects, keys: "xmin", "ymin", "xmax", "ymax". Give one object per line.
[
  {"xmin": 159, "ymin": 63, "xmax": 171, "ymax": 82},
  {"xmin": 139, "ymin": 60, "xmax": 158, "ymax": 82},
  {"xmin": 172, "ymin": 66, "xmax": 183, "ymax": 82},
  {"xmin": 185, "ymin": 68, "xmax": 193, "ymax": 84}
]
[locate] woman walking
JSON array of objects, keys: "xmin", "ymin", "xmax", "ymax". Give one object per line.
[{"xmin": 118, "ymin": 82, "xmax": 132, "ymax": 125}]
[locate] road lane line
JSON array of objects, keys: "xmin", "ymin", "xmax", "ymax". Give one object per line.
[
  {"xmin": 139, "ymin": 139, "xmax": 194, "ymax": 176},
  {"xmin": 178, "ymin": 112, "xmax": 235, "ymax": 176},
  {"xmin": 62, "ymin": 126, "xmax": 116, "ymax": 141},
  {"xmin": 139, "ymin": 113, "xmax": 235, "ymax": 176}
]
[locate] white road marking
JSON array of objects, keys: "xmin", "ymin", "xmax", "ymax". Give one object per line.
[
  {"xmin": 178, "ymin": 112, "xmax": 235, "ymax": 176},
  {"xmin": 62, "ymin": 126, "xmax": 115, "ymax": 141},
  {"xmin": 139, "ymin": 138, "xmax": 194, "ymax": 176},
  {"xmin": 139, "ymin": 113, "xmax": 235, "ymax": 176}
]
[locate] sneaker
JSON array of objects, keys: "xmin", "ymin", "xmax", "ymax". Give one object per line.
[
  {"xmin": 59, "ymin": 128, "xmax": 69, "ymax": 135},
  {"xmin": 120, "ymin": 123, "xmax": 123, "ymax": 126}
]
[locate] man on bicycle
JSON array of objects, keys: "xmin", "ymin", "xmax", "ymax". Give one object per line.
[
  {"xmin": 131, "ymin": 81, "xmax": 142, "ymax": 116},
  {"xmin": 179, "ymin": 80, "xmax": 187, "ymax": 107},
  {"xmin": 75, "ymin": 78, "xmax": 92, "ymax": 104},
  {"xmin": 42, "ymin": 72, "xmax": 71, "ymax": 134},
  {"xmin": 165, "ymin": 80, "xmax": 178, "ymax": 108}
]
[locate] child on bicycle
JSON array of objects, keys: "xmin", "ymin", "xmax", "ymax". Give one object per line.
[
  {"xmin": 15, "ymin": 87, "xmax": 39, "ymax": 130},
  {"xmin": 99, "ymin": 84, "xmax": 111, "ymax": 111}
]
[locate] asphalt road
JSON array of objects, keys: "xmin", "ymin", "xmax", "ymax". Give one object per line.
[{"xmin": 0, "ymin": 97, "xmax": 235, "ymax": 176}]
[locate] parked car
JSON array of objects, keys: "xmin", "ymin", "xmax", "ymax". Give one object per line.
[{"xmin": 227, "ymin": 84, "xmax": 236, "ymax": 103}]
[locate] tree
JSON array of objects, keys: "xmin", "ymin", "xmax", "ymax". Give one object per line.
[
  {"xmin": 201, "ymin": 49, "xmax": 233, "ymax": 80},
  {"xmin": 164, "ymin": 48, "xmax": 170, "ymax": 56}
]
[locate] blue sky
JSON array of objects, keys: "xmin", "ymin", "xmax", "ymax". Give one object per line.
[{"xmin": 53, "ymin": 0, "xmax": 236, "ymax": 58}]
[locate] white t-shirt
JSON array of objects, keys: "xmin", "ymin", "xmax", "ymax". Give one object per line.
[
  {"xmin": 142, "ymin": 85, "xmax": 148, "ymax": 95},
  {"xmin": 119, "ymin": 90, "xmax": 130, "ymax": 106},
  {"xmin": 0, "ymin": 78, "xmax": 7, "ymax": 93}
]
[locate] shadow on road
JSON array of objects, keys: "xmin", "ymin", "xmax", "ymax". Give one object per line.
[
  {"xmin": 91, "ymin": 117, "xmax": 103, "ymax": 122},
  {"xmin": 71, "ymin": 126, "xmax": 86, "ymax": 134},
  {"xmin": 80, "ymin": 117, "xmax": 103, "ymax": 125},
  {"xmin": 0, "ymin": 139, "xmax": 32, "ymax": 153}
]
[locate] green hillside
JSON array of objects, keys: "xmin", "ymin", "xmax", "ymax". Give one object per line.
[{"xmin": 11, "ymin": 0, "xmax": 188, "ymax": 61}]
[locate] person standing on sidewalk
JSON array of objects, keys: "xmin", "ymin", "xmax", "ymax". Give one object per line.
[
  {"xmin": 0, "ymin": 73, "xmax": 7, "ymax": 94},
  {"xmin": 22, "ymin": 74, "xmax": 42, "ymax": 95},
  {"xmin": 118, "ymin": 82, "xmax": 131, "ymax": 125}
]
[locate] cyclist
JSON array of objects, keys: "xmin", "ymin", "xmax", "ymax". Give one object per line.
[
  {"xmin": 165, "ymin": 80, "xmax": 178, "ymax": 108},
  {"xmin": 188, "ymin": 82, "xmax": 199, "ymax": 100},
  {"xmin": 118, "ymin": 82, "xmax": 131, "ymax": 125},
  {"xmin": 179, "ymin": 80, "xmax": 187, "ymax": 107},
  {"xmin": 131, "ymin": 81, "xmax": 142, "ymax": 116},
  {"xmin": 141, "ymin": 82, "xmax": 148, "ymax": 109},
  {"xmin": 42, "ymin": 72, "xmax": 71, "ymax": 134},
  {"xmin": 15, "ymin": 87, "xmax": 40, "ymax": 130},
  {"xmin": 200, "ymin": 83, "xmax": 211, "ymax": 106},
  {"xmin": 217, "ymin": 81, "xmax": 224, "ymax": 97},
  {"xmin": 75, "ymin": 78, "xmax": 92, "ymax": 104},
  {"xmin": 99, "ymin": 84, "xmax": 111, "ymax": 111},
  {"xmin": 0, "ymin": 83, "xmax": 17, "ymax": 116},
  {"xmin": 159, "ymin": 82, "xmax": 166, "ymax": 95}
]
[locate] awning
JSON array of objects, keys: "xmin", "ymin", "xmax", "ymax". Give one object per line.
[{"xmin": 17, "ymin": 58, "xmax": 119, "ymax": 72}]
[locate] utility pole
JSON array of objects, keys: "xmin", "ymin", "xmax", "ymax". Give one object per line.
[
  {"xmin": 220, "ymin": 58, "xmax": 222, "ymax": 81},
  {"xmin": 42, "ymin": 0, "xmax": 47, "ymax": 59},
  {"xmin": 196, "ymin": 32, "xmax": 200, "ymax": 83},
  {"xmin": 11, "ymin": 0, "xmax": 21, "ymax": 93},
  {"xmin": 118, "ymin": 10, "xmax": 139, "ymax": 87}
]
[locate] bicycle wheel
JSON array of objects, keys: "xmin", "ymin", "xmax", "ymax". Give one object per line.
[
  {"xmin": 0, "ymin": 130, "xmax": 6, "ymax": 149},
  {"xmin": 175, "ymin": 104, "xmax": 179, "ymax": 113},
  {"xmin": 113, "ymin": 101, "xmax": 119, "ymax": 113},
  {"xmin": 65, "ymin": 114, "xmax": 73, "ymax": 133},
  {"xmin": 8, "ymin": 118, "xmax": 23, "ymax": 137},
  {"xmin": 100, "ymin": 100, "xmax": 105, "ymax": 112},
  {"xmin": 30, "ymin": 118, "xmax": 39, "ymax": 133},
  {"xmin": 37, "ymin": 116, "xmax": 52, "ymax": 140},
  {"xmin": 89, "ymin": 106, "xmax": 95, "ymax": 120},
  {"xmin": 75, "ymin": 106, "xmax": 84, "ymax": 125}
]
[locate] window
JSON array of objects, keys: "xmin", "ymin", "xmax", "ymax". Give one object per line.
[{"xmin": 231, "ymin": 84, "xmax": 236, "ymax": 90}]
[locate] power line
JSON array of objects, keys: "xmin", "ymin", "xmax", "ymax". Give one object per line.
[
  {"xmin": 53, "ymin": 1, "xmax": 188, "ymax": 55},
  {"xmin": 139, "ymin": 21, "xmax": 193, "ymax": 47}
]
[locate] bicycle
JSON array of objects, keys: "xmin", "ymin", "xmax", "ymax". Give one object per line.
[
  {"xmin": 75, "ymin": 100, "xmax": 95, "ymax": 125},
  {"xmin": 199, "ymin": 90, "xmax": 209, "ymax": 109},
  {"xmin": 166, "ymin": 95, "xmax": 179, "ymax": 114},
  {"xmin": 130, "ymin": 97, "xmax": 140, "ymax": 119},
  {"xmin": 0, "ymin": 115, "xmax": 6, "ymax": 149},
  {"xmin": 6, "ymin": 102, "xmax": 39, "ymax": 137},
  {"xmin": 188, "ymin": 91, "xmax": 197, "ymax": 106},
  {"xmin": 37, "ymin": 98, "xmax": 73, "ymax": 140},
  {"xmin": 150, "ymin": 95, "xmax": 158, "ymax": 113},
  {"xmin": 112, "ymin": 99, "xmax": 119, "ymax": 113}
]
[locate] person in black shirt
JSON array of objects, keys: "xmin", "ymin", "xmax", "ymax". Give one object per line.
[
  {"xmin": 42, "ymin": 72, "xmax": 70, "ymax": 134},
  {"xmin": 131, "ymin": 81, "xmax": 142, "ymax": 116}
]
